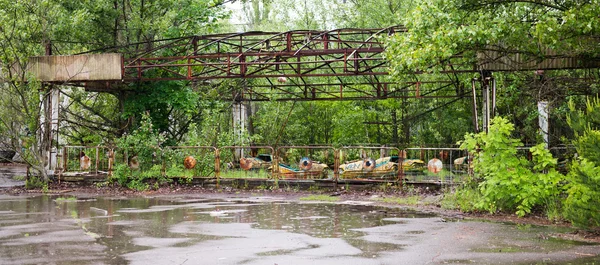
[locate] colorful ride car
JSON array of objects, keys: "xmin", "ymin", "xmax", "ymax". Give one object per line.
[
  {"xmin": 451, "ymin": 156, "xmax": 469, "ymax": 174},
  {"xmin": 232, "ymin": 154, "xmax": 273, "ymax": 170},
  {"xmin": 338, "ymin": 156, "xmax": 426, "ymax": 179},
  {"xmin": 269, "ymin": 160, "xmax": 329, "ymax": 179}
]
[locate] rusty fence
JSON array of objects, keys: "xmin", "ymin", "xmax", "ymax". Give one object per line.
[
  {"xmin": 276, "ymin": 146, "xmax": 337, "ymax": 180},
  {"xmin": 404, "ymin": 147, "xmax": 470, "ymax": 184},
  {"xmin": 60, "ymin": 146, "xmax": 115, "ymax": 175},
  {"xmin": 163, "ymin": 146, "xmax": 218, "ymax": 179},
  {"xmin": 57, "ymin": 145, "xmax": 474, "ymax": 184},
  {"xmin": 219, "ymin": 146, "xmax": 275, "ymax": 179},
  {"xmin": 338, "ymin": 146, "xmax": 402, "ymax": 182}
]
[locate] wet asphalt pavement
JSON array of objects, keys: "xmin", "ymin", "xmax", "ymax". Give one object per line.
[{"xmin": 0, "ymin": 194, "xmax": 598, "ymax": 265}]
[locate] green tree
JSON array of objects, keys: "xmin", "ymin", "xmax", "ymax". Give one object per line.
[
  {"xmin": 564, "ymin": 96, "xmax": 600, "ymax": 230},
  {"xmin": 49, "ymin": 0, "xmax": 229, "ymax": 143},
  {"xmin": 0, "ymin": 1, "xmax": 58, "ymax": 181},
  {"xmin": 385, "ymin": 0, "xmax": 600, "ymax": 74},
  {"xmin": 334, "ymin": 0, "xmax": 415, "ymax": 28}
]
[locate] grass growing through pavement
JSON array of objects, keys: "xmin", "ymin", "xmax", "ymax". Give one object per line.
[
  {"xmin": 12, "ymin": 175, "xmax": 25, "ymax": 181},
  {"xmin": 55, "ymin": 197, "xmax": 78, "ymax": 203},
  {"xmin": 219, "ymin": 169, "xmax": 271, "ymax": 179},
  {"xmin": 299, "ymin": 194, "xmax": 340, "ymax": 202},
  {"xmin": 371, "ymin": 195, "xmax": 422, "ymax": 206}
]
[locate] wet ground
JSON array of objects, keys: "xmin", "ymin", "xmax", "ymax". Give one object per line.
[{"xmin": 0, "ymin": 194, "xmax": 598, "ymax": 265}]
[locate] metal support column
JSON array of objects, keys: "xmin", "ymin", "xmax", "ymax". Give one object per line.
[{"xmin": 470, "ymin": 78, "xmax": 479, "ymax": 133}]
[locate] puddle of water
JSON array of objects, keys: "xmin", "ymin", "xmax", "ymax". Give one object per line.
[
  {"xmin": 0, "ymin": 195, "xmax": 597, "ymax": 265},
  {"xmin": 0, "ymin": 195, "xmax": 429, "ymax": 264}
]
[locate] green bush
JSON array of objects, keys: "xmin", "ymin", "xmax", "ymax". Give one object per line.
[
  {"xmin": 459, "ymin": 116, "xmax": 564, "ymax": 217},
  {"xmin": 25, "ymin": 175, "xmax": 46, "ymax": 190},
  {"xmin": 441, "ymin": 185, "xmax": 483, "ymax": 211},
  {"xmin": 563, "ymin": 97, "xmax": 600, "ymax": 230},
  {"xmin": 563, "ymin": 157, "xmax": 600, "ymax": 229},
  {"xmin": 110, "ymin": 113, "xmax": 168, "ymax": 191}
]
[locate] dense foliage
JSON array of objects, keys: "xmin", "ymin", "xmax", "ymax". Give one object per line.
[
  {"xmin": 0, "ymin": 0, "xmax": 599, "ymax": 225},
  {"xmin": 112, "ymin": 113, "xmax": 167, "ymax": 190},
  {"xmin": 459, "ymin": 117, "xmax": 564, "ymax": 217},
  {"xmin": 386, "ymin": 0, "xmax": 600, "ymax": 73},
  {"xmin": 564, "ymin": 97, "xmax": 600, "ymax": 229}
]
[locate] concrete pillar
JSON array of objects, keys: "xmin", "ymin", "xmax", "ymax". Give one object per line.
[
  {"xmin": 233, "ymin": 101, "xmax": 247, "ymax": 159},
  {"xmin": 538, "ymin": 101, "xmax": 549, "ymax": 148},
  {"xmin": 49, "ymin": 87, "xmax": 59, "ymax": 171},
  {"xmin": 40, "ymin": 86, "xmax": 60, "ymax": 174}
]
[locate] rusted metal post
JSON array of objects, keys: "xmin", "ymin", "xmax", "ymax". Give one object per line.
[
  {"xmin": 353, "ymin": 52, "xmax": 359, "ymax": 73},
  {"xmin": 95, "ymin": 147, "xmax": 99, "ymax": 174},
  {"xmin": 397, "ymin": 150, "xmax": 405, "ymax": 188},
  {"xmin": 240, "ymin": 55, "xmax": 246, "ymax": 76},
  {"xmin": 334, "ymin": 149, "xmax": 339, "ymax": 184},
  {"xmin": 62, "ymin": 146, "xmax": 68, "ymax": 173},
  {"xmin": 286, "ymin": 32, "xmax": 292, "ymax": 51},
  {"xmin": 227, "ymin": 54, "xmax": 231, "ymax": 76},
  {"xmin": 107, "ymin": 149, "xmax": 114, "ymax": 177},
  {"xmin": 273, "ymin": 150, "xmax": 279, "ymax": 180},
  {"xmin": 343, "ymin": 50, "xmax": 348, "ymax": 72},
  {"xmin": 187, "ymin": 57, "xmax": 192, "ymax": 79},
  {"xmin": 215, "ymin": 149, "xmax": 220, "ymax": 179},
  {"xmin": 192, "ymin": 37, "xmax": 198, "ymax": 56}
]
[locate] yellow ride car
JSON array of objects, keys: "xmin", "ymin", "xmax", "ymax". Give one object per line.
[{"xmin": 338, "ymin": 156, "xmax": 425, "ymax": 179}]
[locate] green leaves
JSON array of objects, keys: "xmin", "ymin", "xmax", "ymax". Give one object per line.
[
  {"xmin": 563, "ymin": 96, "xmax": 600, "ymax": 230},
  {"xmin": 385, "ymin": 0, "xmax": 600, "ymax": 75},
  {"xmin": 459, "ymin": 116, "xmax": 564, "ymax": 217}
]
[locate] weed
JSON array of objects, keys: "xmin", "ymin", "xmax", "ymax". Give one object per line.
[
  {"xmin": 55, "ymin": 197, "xmax": 77, "ymax": 203},
  {"xmin": 378, "ymin": 182, "xmax": 395, "ymax": 192},
  {"xmin": 402, "ymin": 184, "xmax": 416, "ymax": 195},
  {"xmin": 440, "ymin": 185, "xmax": 481, "ymax": 211},
  {"xmin": 12, "ymin": 175, "xmax": 25, "ymax": 181},
  {"xmin": 299, "ymin": 195, "xmax": 340, "ymax": 202},
  {"xmin": 372, "ymin": 196, "xmax": 421, "ymax": 206},
  {"xmin": 307, "ymin": 184, "xmax": 321, "ymax": 192},
  {"xmin": 219, "ymin": 169, "xmax": 270, "ymax": 179},
  {"xmin": 95, "ymin": 181, "xmax": 108, "ymax": 188},
  {"xmin": 25, "ymin": 176, "xmax": 46, "ymax": 189}
]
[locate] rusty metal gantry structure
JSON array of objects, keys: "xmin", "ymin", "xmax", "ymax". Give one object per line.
[
  {"xmin": 27, "ymin": 26, "xmax": 600, "ymax": 176},
  {"xmin": 80, "ymin": 26, "xmax": 464, "ymax": 101}
]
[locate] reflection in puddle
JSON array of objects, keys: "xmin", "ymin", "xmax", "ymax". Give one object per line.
[
  {"xmin": 0, "ymin": 195, "xmax": 430, "ymax": 264},
  {"xmin": 0, "ymin": 195, "xmax": 596, "ymax": 265}
]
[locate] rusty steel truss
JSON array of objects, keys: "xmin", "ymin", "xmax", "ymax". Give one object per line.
[{"xmin": 81, "ymin": 26, "xmax": 468, "ymax": 101}]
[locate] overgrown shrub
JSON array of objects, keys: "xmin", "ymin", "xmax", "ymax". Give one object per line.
[
  {"xmin": 25, "ymin": 175, "xmax": 47, "ymax": 191},
  {"xmin": 563, "ymin": 97, "xmax": 600, "ymax": 230},
  {"xmin": 111, "ymin": 113, "xmax": 169, "ymax": 190},
  {"xmin": 458, "ymin": 116, "xmax": 564, "ymax": 217}
]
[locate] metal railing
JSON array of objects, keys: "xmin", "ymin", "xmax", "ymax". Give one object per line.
[
  {"xmin": 57, "ymin": 145, "xmax": 474, "ymax": 185},
  {"xmin": 219, "ymin": 146, "xmax": 275, "ymax": 179}
]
